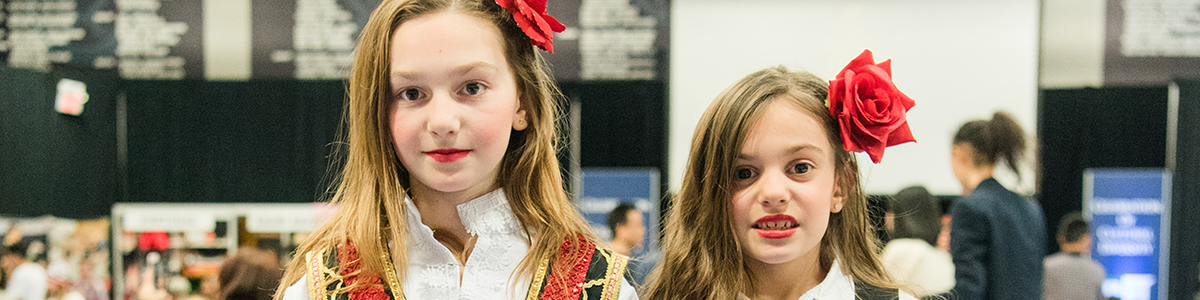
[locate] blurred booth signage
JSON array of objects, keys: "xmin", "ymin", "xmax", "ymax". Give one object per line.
[
  {"xmin": 123, "ymin": 209, "xmax": 216, "ymax": 232},
  {"xmin": 1084, "ymin": 169, "xmax": 1172, "ymax": 300},
  {"xmin": 577, "ymin": 168, "xmax": 659, "ymax": 257},
  {"xmin": 246, "ymin": 206, "xmax": 321, "ymax": 233}
]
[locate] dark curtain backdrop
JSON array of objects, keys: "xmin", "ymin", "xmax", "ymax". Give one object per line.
[
  {"xmin": 1039, "ymin": 87, "xmax": 1168, "ymax": 255},
  {"xmin": 0, "ymin": 67, "xmax": 121, "ymax": 219},
  {"xmin": 1, "ymin": 77, "xmax": 667, "ymax": 217},
  {"xmin": 1169, "ymin": 79, "xmax": 1200, "ymax": 300},
  {"xmin": 123, "ymin": 80, "xmax": 346, "ymax": 203}
]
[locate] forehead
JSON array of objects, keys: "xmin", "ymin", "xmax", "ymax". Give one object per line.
[
  {"xmin": 389, "ymin": 11, "xmax": 507, "ymax": 72},
  {"xmin": 740, "ymin": 98, "xmax": 833, "ymax": 155},
  {"xmin": 626, "ymin": 209, "xmax": 642, "ymax": 218}
]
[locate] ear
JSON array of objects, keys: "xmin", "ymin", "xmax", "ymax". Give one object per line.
[
  {"xmin": 512, "ymin": 108, "xmax": 528, "ymax": 131},
  {"xmin": 951, "ymin": 143, "xmax": 975, "ymax": 166},
  {"xmin": 831, "ymin": 180, "xmax": 847, "ymax": 213}
]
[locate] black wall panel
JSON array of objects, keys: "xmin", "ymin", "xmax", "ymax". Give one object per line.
[
  {"xmin": 1039, "ymin": 87, "xmax": 1168, "ymax": 254},
  {"xmin": 1169, "ymin": 79, "xmax": 1200, "ymax": 300},
  {"xmin": 124, "ymin": 81, "xmax": 344, "ymax": 203},
  {"xmin": 0, "ymin": 67, "xmax": 121, "ymax": 218}
]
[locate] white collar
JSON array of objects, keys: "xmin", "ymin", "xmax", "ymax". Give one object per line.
[
  {"xmin": 797, "ymin": 260, "xmax": 855, "ymax": 300},
  {"xmin": 739, "ymin": 260, "xmax": 856, "ymax": 300}
]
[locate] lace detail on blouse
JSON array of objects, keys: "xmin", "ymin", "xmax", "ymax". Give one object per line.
[
  {"xmin": 458, "ymin": 190, "xmax": 524, "ymax": 236},
  {"xmin": 400, "ymin": 189, "xmax": 532, "ymax": 300}
]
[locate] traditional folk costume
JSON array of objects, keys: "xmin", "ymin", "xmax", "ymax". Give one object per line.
[{"xmin": 281, "ymin": 190, "xmax": 635, "ymax": 300}]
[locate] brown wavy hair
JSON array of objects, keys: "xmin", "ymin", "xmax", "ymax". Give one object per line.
[
  {"xmin": 275, "ymin": 0, "xmax": 598, "ymax": 297},
  {"xmin": 219, "ymin": 248, "xmax": 282, "ymax": 300},
  {"xmin": 642, "ymin": 66, "xmax": 902, "ymax": 299}
]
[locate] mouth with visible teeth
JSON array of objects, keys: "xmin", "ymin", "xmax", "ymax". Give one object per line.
[{"xmin": 753, "ymin": 215, "xmax": 798, "ymax": 239}]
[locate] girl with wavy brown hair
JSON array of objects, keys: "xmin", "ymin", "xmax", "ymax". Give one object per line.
[
  {"xmin": 643, "ymin": 64, "xmax": 915, "ymax": 300},
  {"xmin": 274, "ymin": 0, "xmax": 634, "ymax": 299}
]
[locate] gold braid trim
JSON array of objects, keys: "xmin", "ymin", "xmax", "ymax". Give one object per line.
[
  {"xmin": 377, "ymin": 241, "xmax": 406, "ymax": 300},
  {"xmin": 304, "ymin": 244, "xmax": 406, "ymax": 300},
  {"xmin": 597, "ymin": 250, "xmax": 628, "ymax": 300},
  {"xmin": 305, "ymin": 248, "xmax": 344, "ymax": 300},
  {"xmin": 525, "ymin": 257, "xmax": 552, "ymax": 300}
]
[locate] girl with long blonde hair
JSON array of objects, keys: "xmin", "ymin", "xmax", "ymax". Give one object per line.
[
  {"xmin": 644, "ymin": 52, "xmax": 917, "ymax": 300},
  {"xmin": 274, "ymin": 0, "xmax": 634, "ymax": 299}
]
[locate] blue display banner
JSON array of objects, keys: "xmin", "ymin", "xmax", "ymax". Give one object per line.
[
  {"xmin": 576, "ymin": 168, "xmax": 659, "ymax": 257},
  {"xmin": 1084, "ymin": 169, "xmax": 1172, "ymax": 300}
]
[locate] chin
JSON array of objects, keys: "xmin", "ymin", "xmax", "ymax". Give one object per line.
[
  {"xmin": 746, "ymin": 241, "xmax": 803, "ymax": 265},
  {"xmin": 429, "ymin": 181, "xmax": 476, "ymax": 193},
  {"xmin": 414, "ymin": 174, "xmax": 477, "ymax": 193},
  {"xmin": 750, "ymin": 249, "xmax": 802, "ymax": 265}
]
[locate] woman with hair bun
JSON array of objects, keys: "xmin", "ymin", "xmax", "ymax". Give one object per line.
[{"xmin": 946, "ymin": 112, "xmax": 1046, "ymax": 300}]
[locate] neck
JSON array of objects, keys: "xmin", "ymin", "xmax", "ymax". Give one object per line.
[
  {"xmin": 2, "ymin": 258, "xmax": 23, "ymax": 274},
  {"xmin": 409, "ymin": 181, "xmax": 497, "ymax": 281},
  {"xmin": 961, "ymin": 165, "xmax": 995, "ymax": 195},
  {"xmin": 610, "ymin": 239, "xmax": 635, "ymax": 256},
  {"xmin": 1060, "ymin": 242, "xmax": 1089, "ymax": 255},
  {"xmin": 745, "ymin": 248, "xmax": 825, "ymax": 300}
]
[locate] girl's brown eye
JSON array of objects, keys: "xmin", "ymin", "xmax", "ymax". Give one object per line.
[
  {"xmin": 736, "ymin": 168, "xmax": 755, "ymax": 180},
  {"xmin": 398, "ymin": 88, "xmax": 422, "ymax": 101},
  {"xmin": 464, "ymin": 82, "xmax": 484, "ymax": 95},
  {"xmin": 794, "ymin": 163, "xmax": 812, "ymax": 174}
]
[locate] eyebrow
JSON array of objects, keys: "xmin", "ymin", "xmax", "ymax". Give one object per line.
[
  {"xmin": 390, "ymin": 61, "xmax": 499, "ymax": 80},
  {"xmin": 735, "ymin": 144, "xmax": 822, "ymax": 160}
]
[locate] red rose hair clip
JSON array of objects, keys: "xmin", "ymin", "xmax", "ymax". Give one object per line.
[
  {"xmin": 494, "ymin": 0, "xmax": 565, "ymax": 53},
  {"xmin": 827, "ymin": 49, "xmax": 916, "ymax": 164}
]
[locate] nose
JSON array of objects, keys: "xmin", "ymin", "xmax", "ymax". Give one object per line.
[
  {"xmin": 756, "ymin": 170, "xmax": 790, "ymax": 207},
  {"xmin": 426, "ymin": 92, "xmax": 460, "ymax": 136}
]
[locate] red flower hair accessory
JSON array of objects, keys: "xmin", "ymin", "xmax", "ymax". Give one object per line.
[
  {"xmin": 494, "ymin": 0, "xmax": 566, "ymax": 53},
  {"xmin": 827, "ymin": 49, "xmax": 916, "ymax": 164}
]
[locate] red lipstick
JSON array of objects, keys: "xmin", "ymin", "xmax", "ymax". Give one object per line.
[
  {"xmin": 425, "ymin": 149, "xmax": 469, "ymax": 163},
  {"xmin": 753, "ymin": 214, "xmax": 798, "ymax": 239}
]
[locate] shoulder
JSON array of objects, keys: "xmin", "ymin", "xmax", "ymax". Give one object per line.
[
  {"xmin": 13, "ymin": 263, "xmax": 47, "ymax": 278},
  {"xmin": 295, "ymin": 243, "xmax": 402, "ymax": 300},
  {"xmin": 531, "ymin": 237, "xmax": 632, "ymax": 300},
  {"xmin": 280, "ymin": 276, "xmax": 310, "ymax": 300}
]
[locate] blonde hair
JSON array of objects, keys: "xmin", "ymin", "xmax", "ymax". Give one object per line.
[
  {"xmin": 275, "ymin": 0, "xmax": 598, "ymax": 297},
  {"xmin": 642, "ymin": 66, "xmax": 902, "ymax": 299}
]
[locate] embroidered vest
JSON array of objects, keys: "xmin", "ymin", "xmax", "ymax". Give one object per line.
[{"xmin": 303, "ymin": 237, "xmax": 629, "ymax": 300}]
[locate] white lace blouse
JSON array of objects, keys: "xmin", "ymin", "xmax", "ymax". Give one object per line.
[
  {"xmin": 736, "ymin": 260, "xmax": 918, "ymax": 300},
  {"xmin": 281, "ymin": 189, "xmax": 638, "ymax": 300}
]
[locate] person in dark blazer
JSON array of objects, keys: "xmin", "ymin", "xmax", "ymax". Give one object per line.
[{"xmin": 946, "ymin": 112, "xmax": 1046, "ymax": 300}]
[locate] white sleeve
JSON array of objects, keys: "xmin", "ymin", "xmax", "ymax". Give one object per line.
[
  {"xmin": 616, "ymin": 278, "xmax": 639, "ymax": 300},
  {"xmin": 281, "ymin": 275, "xmax": 309, "ymax": 300},
  {"xmin": 5, "ymin": 265, "xmax": 46, "ymax": 300}
]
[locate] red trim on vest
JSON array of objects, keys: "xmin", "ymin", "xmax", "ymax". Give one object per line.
[
  {"xmin": 541, "ymin": 236, "xmax": 596, "ymax": 300},
  {"xmin": 338, "ymin": 242, "xmax": 389, "ymax": 300}
]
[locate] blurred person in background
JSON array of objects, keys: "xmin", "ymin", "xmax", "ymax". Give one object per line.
[
  {"xmin": 2, "ymin": 241, "xmax": 48, "ymax": 300},
  {"xmin": 72, "ymin": 251, "xmax": 107, "ymax": 300},
  {"xmin": 217, "ymin": 248, "xmax": 281, "ymax": 300},
  {"xmin": 607, "ymin": 202, "xmax": 645, "ymax": 257},
  {"xmin": 882, "ymin": 186, "xmax": 955, "ymax": 298},
  {"xmin": 946, "ymin": 112, "xmax": 1046, "ymax": 300},
  {"xmin": 607, "ymin": 202, "xmax": 654, "ymax": 287},
  {"xmin": 1043, "ymin": 212, "xmax": 1105, "ymax": 300}
]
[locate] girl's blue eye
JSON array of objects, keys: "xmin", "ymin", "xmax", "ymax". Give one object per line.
[
  {"xmin": 463, "ymin": 82, "xmax": 484, "ymax": 95},
  {"xmin": 793, "ymin": 163, "xmax": 812, "ymax": 174},
  {"xmin": 398, "ymin": 88, "xmax": 422, "ymax": 101},
  {"xmin": 736, "ymin": 168, "xmax": 755, "ymax": 180}
]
